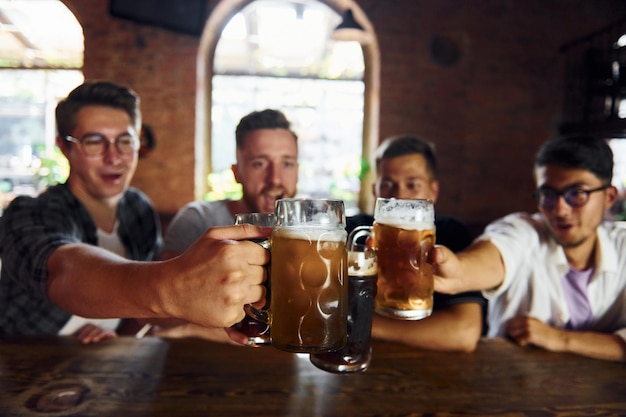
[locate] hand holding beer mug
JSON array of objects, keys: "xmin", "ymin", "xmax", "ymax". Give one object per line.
[
  {"xmin": 372, "ymin": 198, "xmax": 435, "ymax": 320},
  {"xmin": 310, "ymin": 227, "xmax": 377, "ymax": 373},
  {"xmin": 231, "ymin": 212, "xmax": 274, "ymax": 346},
  {"xmin": 252, "ymin": 198, "xmax": 348, "ymax": 353}
]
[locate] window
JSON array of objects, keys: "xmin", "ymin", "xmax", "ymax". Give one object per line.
[
  {"xmin": 609, "ymin": 138, "xmax": 626, "ymax": 222},
  {"xmin": 617, "ymin": 34, "xmax": 626, "ymax": 119},
  {"xmin": 210, "ymin": 0, "xmax": 366, "ymax": 214},
  {"xmin": 0, "ymin": 0, "xmax": 83, "ymax": 212}
]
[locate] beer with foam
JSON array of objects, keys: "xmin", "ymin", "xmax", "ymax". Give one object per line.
[
  {"xmin": 372, "ymin": 198, "xmax": 435, "ymax": 320},
  {"xmin": 256, "ymin": 198, "xmax": 348, "ymax": 353}
]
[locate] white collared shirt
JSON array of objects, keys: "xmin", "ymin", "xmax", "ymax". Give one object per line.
[{"xmin": 478, "ymin": 212, "xmax": 626, "ymax": 341}]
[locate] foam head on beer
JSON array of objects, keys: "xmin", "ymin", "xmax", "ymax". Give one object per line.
[
  {"xmin": 374, "ymin": 198, "xmax": 435, "ymax": 225},
  {"xmin": 348, "ymin": 249, "xmax": 378, "ymax": 277}
]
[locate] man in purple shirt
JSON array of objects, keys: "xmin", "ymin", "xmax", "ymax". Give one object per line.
[{"xmin": 434, "ymin": 135, "xmax": 626, "ymax": 362}]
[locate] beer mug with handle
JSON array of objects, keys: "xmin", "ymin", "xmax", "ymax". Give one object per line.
[
  {"xmin": 372, "ymin": 198, "xmax": 436, "ymax": 320},
  {"xmin": 232, "ymin": 212, "xmax": 274, "ymax": 346},
  {"xmin": 310, "ymin": 226, "xmax": 377, "ymax": 373},
  {"xmin": 252, "ymin": 198, "xmax": 348, "ymax": 353}
]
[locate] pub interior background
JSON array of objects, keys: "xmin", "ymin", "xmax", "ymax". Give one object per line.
[{"xmin": 1, "ymin": 0, "xmax": 626, "ymax": 237}]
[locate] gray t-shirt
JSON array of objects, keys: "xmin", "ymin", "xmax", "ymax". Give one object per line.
[{"xmin": 163, "ymin": 200, "xmax": 234, "ymax": 254}]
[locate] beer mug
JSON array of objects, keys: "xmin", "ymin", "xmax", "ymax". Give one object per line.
[
  {"xmin": 254, "ymin": 198, "xmax": 348, "ymax": 353},
  {"xmin": 310, "ymin": 227, "xmax": 377, "ymax": 373},
  {"xmin": 372, "ymin": 198, "xmax": 436, "ymax": 320},
  {"xmin": 232, "ymin": 213, "xmax": 274, "ymax": 346}
]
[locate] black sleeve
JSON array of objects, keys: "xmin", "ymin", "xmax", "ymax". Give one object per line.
[{"xmin": 434, "ymin": 215, "xmax": 474, "ymax": 253}]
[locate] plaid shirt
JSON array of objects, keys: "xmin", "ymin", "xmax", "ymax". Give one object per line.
[{"xmin": 0, "ymin": 183, "xmax": 162, "ymax": 335}]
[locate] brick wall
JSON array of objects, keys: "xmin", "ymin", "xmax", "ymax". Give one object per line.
[{"xmin": 62, "ymin": 0, "xmax": 625, "ymax": 233}]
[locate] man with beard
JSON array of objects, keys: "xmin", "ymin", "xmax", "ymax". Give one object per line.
[
  {"xmin": 158, "ymin": 109, "xmax": 297, "ymax": 343},
  {"xmin": 434, "ymin": 135, "xmax": 626, "ymax": 362},
  {"xmin": 347, "ymin": 135, "xmax": 486, "ymax": 352},
  {"xmin": 161, "ymin": 109, "xmax": 298, "ymax": 259}
]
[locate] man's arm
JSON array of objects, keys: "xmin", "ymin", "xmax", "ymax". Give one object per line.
[
  {"xmin": 506, "ymin": 316, "xmax": 626, "ymax": 362},
  {"xmin": 434, "ymin": 239, "xmax": 506, "ymax": 294},
  {"xmin": 47, "ymin": 225, "xmax": 271, "ymax": 329},
  {"xmin": 372, "ymin": 302, "xmax": 483, "ymax": 352},
  {"xmin": 152, "ymin": 322, "xmax": 247, "ymax": 345}
]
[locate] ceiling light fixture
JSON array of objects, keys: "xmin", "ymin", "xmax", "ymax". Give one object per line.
[{"xmin": 331, "ymin": 9, "xmax": 371, "ymax": 44}]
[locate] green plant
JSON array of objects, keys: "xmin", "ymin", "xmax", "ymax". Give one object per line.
[
  {"xmin": 205, "ymin": 169, "xmax": 242, "ymax": 201},
  {"xmin": 34, "ymin": 146, "xmax": 69, "ymax": 187}
]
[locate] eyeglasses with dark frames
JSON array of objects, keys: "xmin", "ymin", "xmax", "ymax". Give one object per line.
[
  {"xmin": 65, "ymin": 133, "xmax": 139, "ymax": 156},
  {"xmin": 533, "ymin": 185, "xmax": 610, "ymax": 209}
]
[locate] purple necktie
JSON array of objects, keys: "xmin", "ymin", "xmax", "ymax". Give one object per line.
[{"xmin": 562, "ymin": 266, "xmax": 594, "ymax": 330}]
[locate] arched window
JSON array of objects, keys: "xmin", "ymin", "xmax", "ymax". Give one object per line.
[
  {"xmin": 198, "ymin": 0, "xmax": 379, "ymax": 214},
  {"xmin": 0, "ymin": 0, "xmax": 83, "ymax": 212},
  {"xmin": 609, "ymin": 34, "xmax": 626, "ymax": 223}
]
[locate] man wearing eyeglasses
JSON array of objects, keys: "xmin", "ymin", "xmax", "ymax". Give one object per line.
[
  {"xmin": 434, "ymin": 135, "xmax": 626, "ymax": 361},
  {"xmin": 0, "ymin": 81, "xmax": 270, "ymax": 343}
]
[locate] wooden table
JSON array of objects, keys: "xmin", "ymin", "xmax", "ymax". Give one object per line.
[{"xmin": 0, "ymin": 336, "xmax": 624, "ymax": 416}]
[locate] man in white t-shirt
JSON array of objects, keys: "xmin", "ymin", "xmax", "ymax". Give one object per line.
[{"xmin": 434, "ymin": 135, "xmax": 626, "ymax": 362}]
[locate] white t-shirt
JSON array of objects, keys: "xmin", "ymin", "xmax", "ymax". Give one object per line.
[
  {"xmin": 478, "ymin": 212, "xmax": 626, "ymax": 342},
  {"xmin": 163, "ymin": 200, "xmax": 234, "ymax": 254},
  {"xmin": 58, "ymin": 223, "xmax": 125, "ymax": 336}
]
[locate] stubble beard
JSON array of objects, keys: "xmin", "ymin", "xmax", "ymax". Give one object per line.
[{"xmin": 547, "ymin": 224, "xmax": 589, "ymax": 249}]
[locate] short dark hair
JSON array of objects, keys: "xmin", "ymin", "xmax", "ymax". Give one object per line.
[
  {"xmin": 235, "ymin": 109, "xmax": 297, "ymax": 149},
  {"xmin": 55, "ymin": 80, "xmax": 141, "ymax": 138},
  {"xmin": 375, "ymin": 135, "xmax": 438, "ymax": 179},
  {"xmin": 535, "ymin": 135, "xmax": 614, "ymax": 184}
]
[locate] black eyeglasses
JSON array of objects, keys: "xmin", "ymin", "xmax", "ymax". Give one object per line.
[
  {"xmin": 65, "ymin": 133, "xmax": 139, "ymax": 156},
  {"xmin": 533, "ymin": 185, "xmax": 610, "ymax": 209}
]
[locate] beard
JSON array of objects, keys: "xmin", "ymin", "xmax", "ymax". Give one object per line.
[
  {"xmin": 547, "ymin": 224, "xmax": 589, "ymax": 249},
  {"xmin": 244, "ymin": 187, "xmax": 289, "ymax": 213},
  {"xmin": 558, "ymin": 236, "xmax": 588, "ymax": 249}
]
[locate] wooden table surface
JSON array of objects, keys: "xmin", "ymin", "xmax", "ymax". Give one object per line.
[{"xmin": 0, "ymin": 336, "xmax": 624, "ymax": 417}]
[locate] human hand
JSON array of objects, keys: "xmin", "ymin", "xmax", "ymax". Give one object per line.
[
  {"xmin": 224, "ymin": 326, "xmax": 255, "ymax": 346},
  {"xmin": 74, "ymin": 323, "xmax": 117, "ymax": 344},
  {"xmin": 432, "ymin": 244, "xmax": 464, "ymax": 294},
  {"xmin": 158, "ymin": 224, "xmax": 271, "ymax": 329},
  {"xmin": 153, "ymin": 322, "xmax": 245, "ymax": 345},
  {"xmin": 433, "ymin": 240, "xmax": 505, "ymax": 294},
  {"xmin": 506, "ymin": 316, "xmax": 566, "ymax": 352}
]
